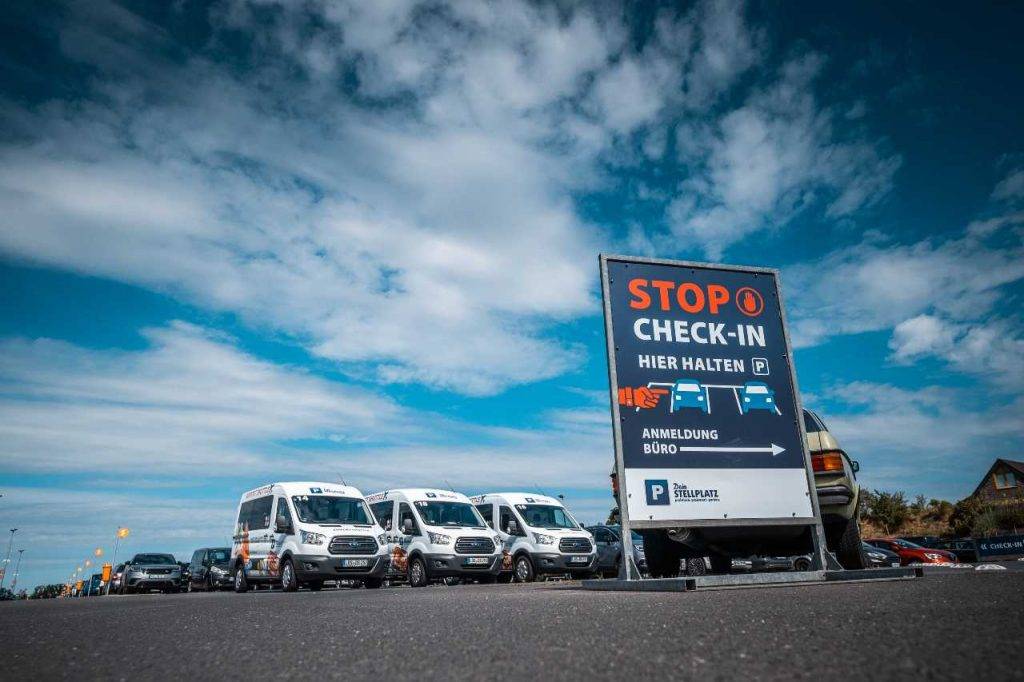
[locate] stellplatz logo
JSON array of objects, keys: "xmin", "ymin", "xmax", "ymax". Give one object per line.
[
  {"xmin": 673, "ymin": 483, "xmax": 720, "ymax": 503},
  {"xmin": 645, "ymin": 479, "xmax": 670, "ymax": 505}
]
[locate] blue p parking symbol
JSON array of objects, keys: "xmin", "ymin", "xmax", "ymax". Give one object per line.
[{"xmin": 645, "ymin": 479, "xmax": 669, "ymax": 505}]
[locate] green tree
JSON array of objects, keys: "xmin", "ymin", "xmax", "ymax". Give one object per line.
[
  {"xmin": 864, "ymin": 490, "xmax": 910, "ymax": 535},
  {"xmin": 949, "ymin": 496, "xmax": 985, "ymax": 537},
  {"xmin": 30, "ymin": 584, "xmax": 64, "ymax": 599}
]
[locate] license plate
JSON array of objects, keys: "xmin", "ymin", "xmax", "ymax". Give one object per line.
[
  {"xmin": 891, "ymin": 562, "xmax": 900, "ymax": 568},
  {"xmin": 464, "ymin": 557, "xmax": 489, "ymax": 565},
  {"xmin": 569, "ymin": 556, "xmax": 589, "ymax": 564},
  {"xmin": 342, "ymin": 559, "xmax": 369, "ymax": 568}
]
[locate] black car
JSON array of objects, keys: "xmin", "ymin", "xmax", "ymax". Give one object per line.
[
  {"xmin": 187, "ymin": 547, "xmax": 233, "ymax": 591},
  {"xmin": 932, "ymin": 538, "xmax": 978, "ymax": 563},
  {"xmin": 862, "ymin": 542, "xmax": 901, "ymax": 568}
]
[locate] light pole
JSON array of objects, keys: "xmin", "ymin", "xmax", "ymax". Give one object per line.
[
  {"xmin": 105, "ymin": 527, "xmax": 130, "ymax": 595},
  {"xmin": 0, "ymin": 528, "xmax": 17, "ymax": 590},
  {"xmin": 10, "ymin": 549, "xmax": 24, "ymax": 592}
]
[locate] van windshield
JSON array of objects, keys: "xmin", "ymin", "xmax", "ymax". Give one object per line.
[
  {"xmin": 415, "ymin": 501, "xmax": 486, "ymax": 528},
  {"xmin": 291, "ymin": 495, "xmax": 372, "ymax": 525},
  {"xmin": 515, "ymin": 504, "xmax": 578, "ymax": 530}
]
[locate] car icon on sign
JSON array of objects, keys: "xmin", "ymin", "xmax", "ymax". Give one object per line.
[
  {"xmin": 739, "ymin": 381, "xmax": 775, "ymax": 414},
  {"xmin": 670, "ymin": 379, "xmax": 709, "ymax": 414}
]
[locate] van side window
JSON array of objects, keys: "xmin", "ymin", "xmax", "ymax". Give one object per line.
[
  {"xmin": 237, "ymin": 501, "xmax": 253, "ymax": 531},
  {"xmin": 370, "ymin": 501, "xmax": 394, "ymax": 530},
  {"xmin": 398, "ymin": 503, "xmax": 420, "ymax": 535},
  {"xmin": 499, "ymin": 506, "xmax": 517, "ymax": 534},
  {"xmin": 475, "ymin": 504, "xmax": 493, "ymax": 528},
  {"xmin": 247, "ymin": 495, "xmax": 273, "ymax": 530},
  {"xmin": 275, "ymin": 498, "xmax": 292, "ymax": 530}
]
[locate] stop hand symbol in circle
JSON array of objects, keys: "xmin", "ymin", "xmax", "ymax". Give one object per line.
[{"xmin": 735, "ymin": 287, "xmax": 764, "ymax": 317}]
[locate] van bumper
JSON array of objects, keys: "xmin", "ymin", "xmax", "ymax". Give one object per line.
[
  {"xmin": 292, "ymin": 554, "xmax": 390, "ymax": 580},
  {"xmin": 422, "ymin": 553, "xmax": 503, "ymax": 578},
  {"xmin": 531, "ymin": 552, "xmax": 598, "ymax": 575}
]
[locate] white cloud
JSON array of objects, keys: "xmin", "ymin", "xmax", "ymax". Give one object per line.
[
  {"xmin": 992, "ymin": 168, "xmax": 1024, "ymax": 202},
  {"xmin": 669, "ymin": 55, "xmax": 901, "ymax": 257},
  {"xmin": 0, "ymin": 323, "xmax": 401, "ymax": 474},
  {"xmin": 818, "ymin": 382, "xmax": 1024, "ymax": 499},
  {"xmin": 785, "ymin": 168, "xmax": 1024, "ymax": 393}
]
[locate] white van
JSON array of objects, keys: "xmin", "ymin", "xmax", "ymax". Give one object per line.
[
  {"xmin": 365, "ymin": 489, "xmax": 504, "ymax": 587},
  {"xmin": 230, "ymin": 482, "xmax": 390, "ymax": 592},
  {"xmin": 470, "ymin": 493, "xmax": 598, "ymax": 582}
]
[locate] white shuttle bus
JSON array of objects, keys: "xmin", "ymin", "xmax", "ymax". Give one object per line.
[
  {"xmin": 365, "ymin": 488, "xmax": 504, "ymax": 587},
  {"xmin": 230, "ymin": 482, "xmax": 390, "ymax": 592},
  {"xmin": 470, "ymin": 492, "xmax": 598, "ymax": 582}
]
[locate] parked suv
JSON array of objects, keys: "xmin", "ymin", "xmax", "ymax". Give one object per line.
[
  {"xmin": 119, "ymin": 553, "xmax": 182, "ymax": 594},
  {"xmin": 187, "ymin": 547, "xmax": 232, "ymax": 591},
  {"xmin": 804, "ymin": 410, "xmax": 865, "ymax": 569},
  {"xmin": 586, "ymin": 524, "xmax": 646, "ymax": 577}
]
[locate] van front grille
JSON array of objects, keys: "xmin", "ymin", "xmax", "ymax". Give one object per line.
[
  {"xmin": 558, "ymin": 537, "xmax": 593, "ymax": 554},
  {"xmin": 328, "ymin": 536, "xmax": 378, "ymax": 555},
  {"xmin": 454, "ymin": 537, "xmax": 495, "ymax": 555}
]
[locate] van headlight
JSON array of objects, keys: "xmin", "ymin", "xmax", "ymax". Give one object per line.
[
  {"xmin": 427, "ymin": 532, "xmax": 451, "ymax": 546},
  {"xmin": 300, "ymin": 530, "xmax": 326, "ymax": 545},
  {"xmin": 377, "ymin": 534, "xmax": 387, "ymax": 545},
  {"xmin": 533, "ymin": 532, "xmax": 555, "ymax": 545}
]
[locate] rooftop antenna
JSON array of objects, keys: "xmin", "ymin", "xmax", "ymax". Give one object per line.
[
  {"xmin": 534, "ymin": 483, "xmax": 548, "ymax": 496},
  {"xmin": 335, "ymin": 472, "xmax": 348, "ymax": 486},
  {"xmin": 444, "ymin": 479, "xmax": 456, "ymax": 492}
]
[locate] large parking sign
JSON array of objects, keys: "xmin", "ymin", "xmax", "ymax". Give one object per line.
[{"xmin": 600, "ymin": 255, "xmax": 818, "ymax": 526}]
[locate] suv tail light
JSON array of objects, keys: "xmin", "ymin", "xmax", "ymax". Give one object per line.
[{"xmin": 811, "ymin": 450, "xmax": 844, "ymax": 473}]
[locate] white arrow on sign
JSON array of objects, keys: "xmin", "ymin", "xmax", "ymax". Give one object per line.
[{"xmin": 671, "ymin": 443, "xmax": 786, "ymax": 456}]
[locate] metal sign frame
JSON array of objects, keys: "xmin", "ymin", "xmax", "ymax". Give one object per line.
[{"xmin": 599, "ymin": 253, "xmax": 829, "ymax": 579}]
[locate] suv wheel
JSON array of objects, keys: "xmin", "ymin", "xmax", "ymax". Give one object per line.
[
  {"xmin": 684, "ymin": 558, "xmax": 707, "ymax": 576},
  {"xmin": 408, "ymin": 557, "xmax": 428, "ymax": 587},
  {"xmin": 641, "ymin": 530, "xmax": 682, "ymax": 578},
  {"xmin": 280, "ymin": 559, "xmax": 298, "ymax": 592},
  {"xmin": 513, "ymin": 555, "xmax": 535, "ymax": 583},
  {"xmin": 233, "ymin": 564, "xmax": 249, "ymax": 593},
  {"xmin": 830, "ymin": 516, "xmax": 867, "ymax": 570}
]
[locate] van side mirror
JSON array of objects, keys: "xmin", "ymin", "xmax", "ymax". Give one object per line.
[
  {"xmin": 851, "ymin": 461, "xmax": 860, "ymax": 473},
  {"xmin": 507, "ymin": 519, "xmax": 519, "ymax": 536},
  {"xmin": 402, "ymin": 518, "xmax": 414, "ymax": 534},
  {"xmin": 275, "ymin": 515, "xmax": 291, "ymax": 534}
]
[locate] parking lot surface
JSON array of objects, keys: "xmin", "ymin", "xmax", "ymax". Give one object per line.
[{"xmin": 2, "ymin": 569, "xmax": 1022, "ymax": 680}]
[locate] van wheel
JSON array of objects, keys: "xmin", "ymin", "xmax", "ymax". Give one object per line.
[
  {"xmin": 233, "ymin": 565, "xmax": 249, "ymax": 593},
  {"xmin": 280, "ymin": 559, "xmax": 298, "ymax": 592},
  {"xmin": 513, "ymin": 555, "xmax": 535, "ymax": 583},
  {"xmin": 408, "ymin": 557, "xmax": 428, "ymax": 587},
  {"xmin": 364, "ymin": 578, "xmax": 384, "ymax": 589}
]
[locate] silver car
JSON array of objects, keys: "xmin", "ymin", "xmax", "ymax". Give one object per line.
[
  {"xmin": 586, "ymin": 525, "xmax": 647, "ymax": 577},
  {"xmin": 119, "ymin": 553, "xmax": 182, "ymax": 594}
]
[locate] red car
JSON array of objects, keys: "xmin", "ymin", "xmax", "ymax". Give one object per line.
[{"xmin": 866, "ymin": 538, "xmax": 957, "ymax": 565}]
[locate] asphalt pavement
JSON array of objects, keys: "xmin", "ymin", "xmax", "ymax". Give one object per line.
[{"xmin": 2, "ymin": 568, "xmax": 1023, "ymax": 681}]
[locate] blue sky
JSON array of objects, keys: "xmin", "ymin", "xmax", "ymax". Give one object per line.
[{"xmin": 1, "ymin": 0, "xmax": 1022, "ymax": 590}]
